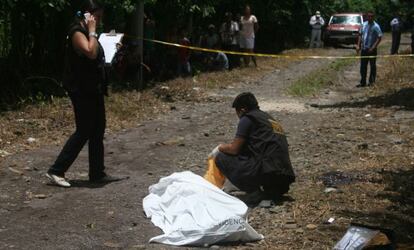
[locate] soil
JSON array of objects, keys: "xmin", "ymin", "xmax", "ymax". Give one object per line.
[{"xmin": 1, "ymin": 37, "xmax": 414, "ymax": 249}]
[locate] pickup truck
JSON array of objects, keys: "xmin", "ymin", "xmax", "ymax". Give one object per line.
[{"xmin": 324, "ymin": 13, "xmax": 364, "ymax": 46}]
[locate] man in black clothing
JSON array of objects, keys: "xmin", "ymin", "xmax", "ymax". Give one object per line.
[
  {"xmin": 215, "ymin": 93, "xmax": 295, "ymax": 205},
  {"xmin": 390, "ymin": 14, "xmax": 402, "ymax": 55},
  {"xmin": 412, "ymin": 23, "xmax": 414, "ymax": 54}
]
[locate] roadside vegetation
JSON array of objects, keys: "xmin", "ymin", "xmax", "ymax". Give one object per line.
[
  {"xmin": 287, "ymin": 57, "xmax": 354, "ymax": 97},
  {"xmin": 287, "ymin": 38, "xmax": 394, "ymax": 97},
  {"xmin": 1, "ymin": 0, "xmax": 413, "ymax": 107}
]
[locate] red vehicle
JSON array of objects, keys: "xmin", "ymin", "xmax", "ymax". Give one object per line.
[{"xmin": 324, "ymin": 13, "xmax": 364, "ymax": 46}]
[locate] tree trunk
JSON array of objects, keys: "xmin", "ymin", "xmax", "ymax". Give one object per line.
[{"xmin": 129, "ymin": 1, "xmax": 144, "ymax": 90}]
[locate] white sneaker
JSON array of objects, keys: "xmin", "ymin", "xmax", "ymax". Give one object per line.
[{"xmin": 46, "ymin": 173, "xmax": 71, "ymax": 188}]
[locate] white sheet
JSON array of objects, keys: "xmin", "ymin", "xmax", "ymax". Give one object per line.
[{"xmin": 143, "ymin": 171, "xmax": 264, "ymax": 246}]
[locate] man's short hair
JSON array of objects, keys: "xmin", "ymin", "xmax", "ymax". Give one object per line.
[{"xmin": 232, "ymin": 92, "xmax": 259, "ymax": 110}]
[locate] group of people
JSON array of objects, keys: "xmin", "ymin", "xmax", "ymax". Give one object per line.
[
  {"xmin": 391, "ymin": 14, "xmax": 414, "ymax": 55},
  {"xmin": 177, "ymin": 5, "xmax": 259, "ymax": 77},
  {"xmin": 308, "ymin": 10, "xmax": 407, "ymax": 55},
  {"xmin": 46, "ymin": 0, "xmax": 295, "ymax": 206},
  {"xmin": 47, "ymin": 0, "xmax": 414, "ymax": 210},
  {"xmin": 309, "ymin": 10, "xmax": 414, "ymax": 88}
]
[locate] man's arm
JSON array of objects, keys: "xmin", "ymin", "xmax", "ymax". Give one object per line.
[
  {"xmin": 72, "ymin": 15, "xmax": 99, "ymax": 60},
  {"xmin": 369, "ymin": 26, "xmax": 382, "ymax": 52},
  {"xmin": 219, "ymin": 137, "xmax": 245, "ymax": 155},
  {"xmin": 254, "ymin": 16, "xmax": 259, "ymax": 33},
  {"xmin": 356, "ymin": 34, "xmax": 361, "ymax": 52},
  {"xmin": 356, "ymin": 25, "xmax": 363, "ymax": 52},
  {"xmin": 370, "ymin": 36, "xmax": 382, "ymax": 52},
  {"xmin": 234, "ymin": 22, "xmax": 239, "ymax": 33},
  {"xmin": 309, "ymin": 16, "xmax": 316, "ymax": 26}
]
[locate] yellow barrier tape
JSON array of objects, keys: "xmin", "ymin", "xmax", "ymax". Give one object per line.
[{"xmin": 139, "ymin": 37, "xmax": 414, "ymax": 60}]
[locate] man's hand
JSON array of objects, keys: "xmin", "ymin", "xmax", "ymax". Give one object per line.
[
  {"xmin": 356, "ymin": 45, "xmax": 360, "ymax": 54},
  {"xmin": 208, "ymin": 145, "xmax": 221, "ymax": 158},
  {"xmin": 218, "ymin": 138, "xmax": 245, "ymax": 156}
]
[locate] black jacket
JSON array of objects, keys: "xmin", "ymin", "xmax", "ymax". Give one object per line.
[{"xmin": 63, "ymin": 22, "xmax": 107, "ymax": 95}]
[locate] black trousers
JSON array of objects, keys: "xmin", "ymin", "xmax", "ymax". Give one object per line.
[
  {"xmin": 360, "ymin": 49, "xmax": 377, "ymax": 85},
  {"xmin": 49, "ymin": 92, "xmax": 106, "ymax": 180},
  {"xmin": 215, "ymin": 152, "xmax": 291, "ymax": 197},
  {"xmin": 412, "ymin": 36, "xmax": 414, "ymax": 54},
  {"xmin": 391, "ymin": 31, "xmax": 401, "ymax": 55}
]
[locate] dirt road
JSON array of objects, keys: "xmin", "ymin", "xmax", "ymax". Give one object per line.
[{"xmin": 1, "ymin": 41, "xmax": 413, "ymax": 249}]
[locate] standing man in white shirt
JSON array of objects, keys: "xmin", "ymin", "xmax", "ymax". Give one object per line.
[
  {"xmin": 220, "ymin": 12, "xmax": 239, "ymax": 70},
  {"xmin": 309, "ymin": 11, "xmax": 325, "ymax": 48},
  {"xmin": 240, "ymin": 5, "xmax": 259, "ymax": 67},
  {"xmin": 390, "ymin": 13, "xmax": 402, "ymax": 54},
  {"xmin": 356, "ymin": 12, "xmax": 382, "ymax": 87}
]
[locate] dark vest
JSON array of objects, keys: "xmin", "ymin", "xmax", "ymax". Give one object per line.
[
  {"xmin": 243, "ymin": 109, "xmax": 295, "ymax": 181},
  {"xmin": 63, "ymin": 23, "xmax": 107, "ymax": 95}
]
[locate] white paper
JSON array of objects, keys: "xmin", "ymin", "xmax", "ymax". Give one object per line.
[{"xmin": 98, "ymin": 33, "xmax": 124, "ymax": 64}]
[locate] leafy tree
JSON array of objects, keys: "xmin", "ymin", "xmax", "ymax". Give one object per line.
[{"xmin": 0, "ymin": 0, "xmax": 411, "ymax": 108}]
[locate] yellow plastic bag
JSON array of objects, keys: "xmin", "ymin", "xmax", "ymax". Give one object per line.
[
  {"xmin": 204, "ymin": 157, "xmax": 225, "ymax": 189},
  {"xmin": 269, "ymin": 119, "xmax": 285, "ymax": 135}
]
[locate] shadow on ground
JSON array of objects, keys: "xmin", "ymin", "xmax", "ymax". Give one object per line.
[
  {"xmin": 313, "ymin": 88, "xmax": 414, "ymax": 110},
  {"xmin": 58, "ymin": 177, "xmax": 128, "ymax": 189},
  {"xmin": 337, "ymin": 168, "xmax": 414, "ymax": 245}
]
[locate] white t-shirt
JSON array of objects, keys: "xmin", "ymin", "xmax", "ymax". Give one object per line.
[
  {"xmin": 220, "ymin": 21, "xmax": 239, "ymax": 45},
  {"xmin": 240, "ymin": 15, "xmax": 258, "ymax": 39}
]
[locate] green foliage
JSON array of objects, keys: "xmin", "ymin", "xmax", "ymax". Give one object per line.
[{"xmin": 0, "ymin": 0, "xmax": 412, "ymax": 107}]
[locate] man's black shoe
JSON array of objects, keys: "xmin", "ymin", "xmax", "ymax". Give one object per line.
[{"xmin": 240, "ymin": 190, "xmax": 267, "ymax": 207}]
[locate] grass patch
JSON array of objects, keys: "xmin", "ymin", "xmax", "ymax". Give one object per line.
[
  {"xmin": 374, "ymin": 53, "xmax": 414, "ymax": 92},
  {"xmin": 288, "ymin": 37, "xmax": 393, "ymax": 97},
  {"xmin": 288, "ymin": 58, "xmax": 354, "ymax": 97}
]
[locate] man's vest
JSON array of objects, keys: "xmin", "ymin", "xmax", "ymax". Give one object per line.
[{"xmin": 243, "ymin": 109, "xmax": 295, "ymax": 181}]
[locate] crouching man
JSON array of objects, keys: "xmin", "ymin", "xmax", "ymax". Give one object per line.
[{"xmin": 214, "ymin": 92, "xmax": 295, "ymax": 204}]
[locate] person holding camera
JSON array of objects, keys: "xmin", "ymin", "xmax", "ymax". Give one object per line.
[
  {"xmin": 309, "ymin": 11, "xmax": 325, "ymax": 48},
  {"xmin": 220, "ymin": 12, "xmax": 239, "ymax": 70},
  {"xmin": 46, "ymin": 0, "xmax": 118, "ymax": 187}
]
